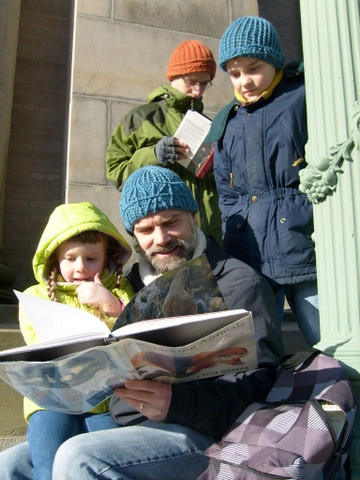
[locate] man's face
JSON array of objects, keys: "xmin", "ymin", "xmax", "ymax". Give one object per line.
[
  {"xmin": 171, "ymin": 71, "xmax": 212, "ymax": 99},
  {"xmin": 133, "ymin": 210, "xmax": 197, "ymax": 274}
]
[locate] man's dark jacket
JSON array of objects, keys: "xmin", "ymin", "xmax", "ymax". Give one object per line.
[{"xmin": 111, "ymin": 236, "xmax": 285, "ymax": 439}]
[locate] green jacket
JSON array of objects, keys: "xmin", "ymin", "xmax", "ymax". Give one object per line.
[
  {"xmin": 106, "ymin": 84, "xmax": 222, "ymax": 242},
  {"xmin": 20, "ymin": 202, "xmax": 134, "ymax": 422}
]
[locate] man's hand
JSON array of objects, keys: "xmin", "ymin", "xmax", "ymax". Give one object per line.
[
  {"xmin": 155, "ymin": 136, "xmax": 189, "ymax": 166},
  {"xmin": 76, "ymin": 273, "xmax": 122, "ymax": 317},
  {"xmin": 114, "ymin": 380, "xmax": 172, "ymax": 421}
]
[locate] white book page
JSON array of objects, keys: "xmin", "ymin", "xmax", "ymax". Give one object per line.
[
  {"xmin": 174, "ymin": 111, "xmax": 212, "ymax": 167},
  {"xmin": 112, "ymin": 308, "xmax": 250, "ymax": 341},
  {"xmin": 14, "ymin": 290, "xmax": 110, "ymax": 342},
  {"xmin": 13, "ymin": 290, "xmax": 250, "ymax": 347}
]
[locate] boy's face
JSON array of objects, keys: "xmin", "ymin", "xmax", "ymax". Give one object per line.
[
  {"xmin": 56, "ymin": 240, "xmax": 107, "ymax": 283},
  {"xmin": 226, "ymin": 56, "xmax": 276, "ymax": 102}
]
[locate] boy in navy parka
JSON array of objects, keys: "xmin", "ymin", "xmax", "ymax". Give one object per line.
[{"xmin": 211, "ymin": 16, "xmax": 319, "ymax": 347}]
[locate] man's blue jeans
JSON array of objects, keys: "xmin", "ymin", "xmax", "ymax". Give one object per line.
[
  {"xmin": 0, "ymin": 420, "xmax": 214, "ymax": 480},
  {"xmin": 274, "ymin": 279, "xmax": 320, "ymax": 347}
]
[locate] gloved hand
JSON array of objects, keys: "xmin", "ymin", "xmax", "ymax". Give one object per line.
[{"xmin": 155, "ymin": 136, "xmax": 177, "ymax": 166}]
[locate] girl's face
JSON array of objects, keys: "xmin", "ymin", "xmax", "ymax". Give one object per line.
[
  {"xmin": 56, "ymin": 240, "xmax": 107, "ymax": 283},
  {"xmin": 226, "ymin": 56, "xmax": 276, "ymax": 102}
]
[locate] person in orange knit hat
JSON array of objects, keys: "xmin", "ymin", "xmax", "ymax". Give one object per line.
[{"xmin": 106, "ymin": 39, "xmax": 222, "ymax": 243}]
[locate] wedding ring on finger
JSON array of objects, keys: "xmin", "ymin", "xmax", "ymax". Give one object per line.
[{"xmin": 139, "ymin": 401, "xmax": 144, "ymax": 411}]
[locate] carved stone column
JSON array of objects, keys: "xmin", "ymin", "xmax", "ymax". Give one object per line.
[{"xmin": 299, "ymin": 0, "xmax": 360, "ymax": 476}]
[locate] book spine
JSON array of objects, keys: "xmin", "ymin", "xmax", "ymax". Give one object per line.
[{"xmin": 196, "ymin": 148, "xmax": 215, "ymax": 178}]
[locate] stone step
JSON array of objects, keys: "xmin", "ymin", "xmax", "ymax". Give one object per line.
[
  {"xmin": 0, "ymin": 319, "xmax": 27, "ymax": 453},
  {"xmin": 0, "ymin": 434, "xmax": 27, "ymax": 452},
  {"xmin": 282, "ymin": 309, "xmax": 310, "ymax": 354}
]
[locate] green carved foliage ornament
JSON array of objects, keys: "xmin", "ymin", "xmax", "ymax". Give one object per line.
[{"xmin": 299, "ymin": 101, "xmax": 360, "ymax": 204}]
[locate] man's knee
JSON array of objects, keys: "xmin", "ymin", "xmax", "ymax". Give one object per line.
[{"xmin": 53, "ymin": 435, "xmax": 85, "ymax": 479}]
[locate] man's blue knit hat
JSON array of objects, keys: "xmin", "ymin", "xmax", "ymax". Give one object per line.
[
  {"xmin": 218, "ymin": 16, "xmax": 285, "ymax": 72},
  {"xmin": 120, "ymin": 166, "xmax": 199, "ymax": 234}
]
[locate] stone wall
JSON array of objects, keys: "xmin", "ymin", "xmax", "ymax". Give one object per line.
[{"xmin": 2, "ymin": 0, "xmax": 73, "ymax": 292}]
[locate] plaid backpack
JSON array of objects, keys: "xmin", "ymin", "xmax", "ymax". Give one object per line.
[{"xmin": 199, "ymin": 349, "xmax": 356, "ymax": 480}]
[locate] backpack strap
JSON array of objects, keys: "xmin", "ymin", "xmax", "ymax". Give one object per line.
[{"xmin": 280, "ymin": 348, "xmax": 321, "ymax": 370}]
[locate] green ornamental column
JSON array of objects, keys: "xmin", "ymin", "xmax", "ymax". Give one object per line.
[{"xmin": 299, "ymin": 0, "xmax": 360, "ymax": 476}]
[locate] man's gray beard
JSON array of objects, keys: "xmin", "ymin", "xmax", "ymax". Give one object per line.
[{"xmin": 139, "ymin": 226, "xmax": 197, "ymax": 275}]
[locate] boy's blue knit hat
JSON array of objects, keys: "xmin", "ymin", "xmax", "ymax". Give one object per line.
[
  {"xmin": 120, "ymin": 166, "xmax": 198, "ymax": 234},
  {"xmin": 218, "ymin": 16, "xmax": 285, "ymax": 71}
]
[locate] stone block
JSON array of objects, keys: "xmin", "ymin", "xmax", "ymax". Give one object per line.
[
  {"xmin": 231, "ymin": 0, "xmax": 258, "ymax": 20},
  {"xmin": 109, "ymin": 100, "xmax": 143, "ymax": 136},
  {"xmin": 73, "ymin": 17, "xmax": 158, "ymax": 99},
  {"xmin": 0, "ymin": 435, "xmax": 27, "ymax": 452},
  {"xmin": 0, "ymin": 305, "xmax": 18, "ymax": 328},
  {"xmin": 77, "ymin": 0, "xmax": 112, "ymax": 18},
  {"xmin": 282, "ymin": 321, "xmax": 311, "ymax": 355},
  {"xmin": 0, "ymin": 381, "xmax": 27, "ymax": 434},
  {"xmin": 0, "ymin": 328, "xmax": 27, "ymax": 436},
  {"xmin": 72, "ymin": 16, "xmax": 234, "ymax": 111},
  {"xmin": 68, "ymin": 96, "xmax": 108, "ymax": 184},
  {"xmin": 114, "ymin": 0, "xmax": 257, "ymax": 38},
  {"xmin": 66, "ymin": 183, "xmax": 126, "ymax": 240}
]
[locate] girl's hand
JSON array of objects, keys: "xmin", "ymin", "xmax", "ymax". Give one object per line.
[
  {"xmin": 114, "ymin": 380, "xmax": 172, "ymax": 421},
  {"xmin": 76, "ymin": 273, "xmax": 122, "ymax": 317}
]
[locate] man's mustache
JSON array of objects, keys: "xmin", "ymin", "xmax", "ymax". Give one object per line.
[{"xmin": 148, "ymin": 241, "xmax": 183, "ymax": 255}]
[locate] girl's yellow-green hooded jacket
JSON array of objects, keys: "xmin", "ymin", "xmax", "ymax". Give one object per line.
[{"xmin": 20, "ymin": 202, "xmax": 134, "ymax": 422}]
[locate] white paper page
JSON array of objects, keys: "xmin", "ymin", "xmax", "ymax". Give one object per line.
[
  {"xmin": 14, "ymin": 291, "xmax": 110, "ymax": 342},
  {"xmin": 174, "ymin": 111, "xmax": 212, "ymax": 167},
  {"xmin": 113, "ymin": 308, "xmax": 250, "ymax": 340}
]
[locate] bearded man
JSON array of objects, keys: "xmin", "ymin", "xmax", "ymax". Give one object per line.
[{"xmin": 0, "ymin": 166, "xmax": 285, "ymax": 480}]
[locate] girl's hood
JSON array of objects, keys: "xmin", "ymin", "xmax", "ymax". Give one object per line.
[{"xmin": 32, "ymin": 202, "xmax": 131, "ymax": 284}]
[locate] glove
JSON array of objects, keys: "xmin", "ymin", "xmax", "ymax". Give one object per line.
[{"xmin": 155, "ymin": 136, "xmax": 177, "ymax": 166}]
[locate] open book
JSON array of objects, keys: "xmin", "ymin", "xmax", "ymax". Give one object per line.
[
  {"xmin": 0, "ymin": 255, "xmax": 257, "ymax": 414},
  {"xmin": 174, "ymin": 110, "xmax": 213, "ymax": 173},
  {"xmin": 0, "ymin": 304, "xmax": 256, "ymax": 414}
]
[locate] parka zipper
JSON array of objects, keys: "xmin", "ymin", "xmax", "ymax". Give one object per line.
[{"xmin": 228, "ymin": 135, "xmax": 235, "ymax": 188}]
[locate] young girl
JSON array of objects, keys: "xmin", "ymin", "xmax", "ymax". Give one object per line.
[
  {"xmin": 20, "ymin": 201, "xmax": 134, "ymax": 480},
  {"xmin": 210, "ymin": 16, "xmax": 319, "ymax": 347}
]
